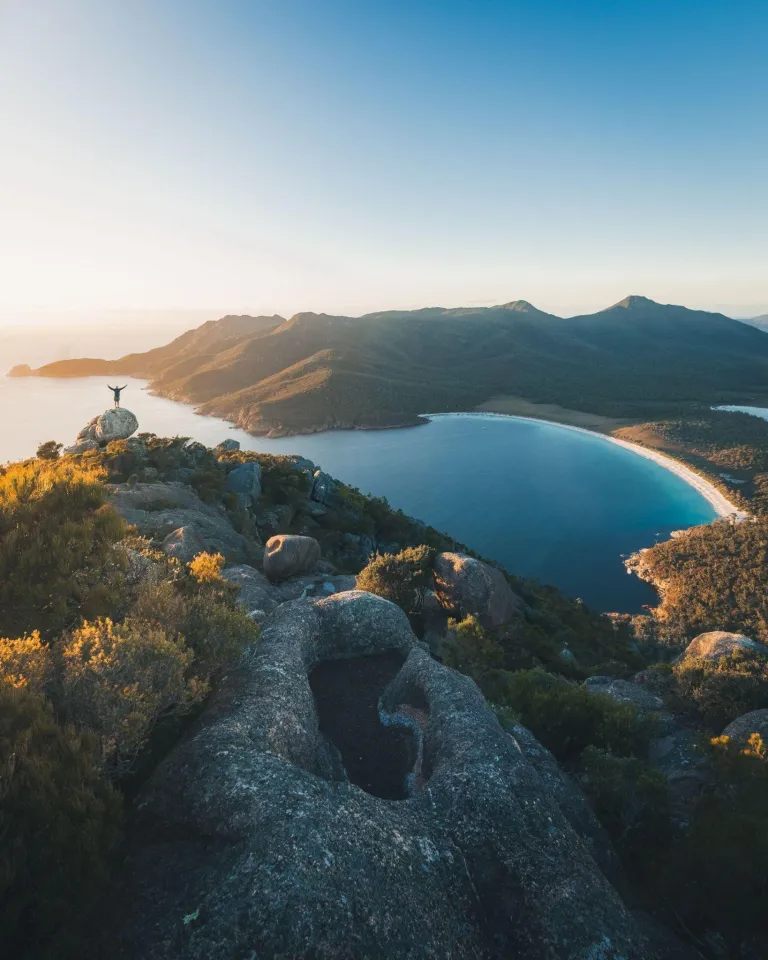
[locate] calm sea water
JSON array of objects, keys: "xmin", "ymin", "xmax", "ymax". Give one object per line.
[
  {"xmin": 716, "ymin": 404, "xmax": 768, "ymax": 421},
  {"xmin": 0, "ymin": 376, "xmax": 717, "ymax": 612}
]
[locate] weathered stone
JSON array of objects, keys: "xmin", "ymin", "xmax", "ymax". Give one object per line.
[
  {"xmin": 434, "ymin": 551, "xmax": 525, "ymax": 627},
  {"xmin": 252, "ymin": 501, "xmax": 294, "ymax": 536},
  {"xmin": 216, "ymin": 438, "xmax": 240, "ymax": 451},
  {"xmin": 111, "ymin": 482, "xmax": 259, "ymax": 564},
  {"xmin": 225, "ymin": 461, "xmax": 262, "ymax": 500},
  {"xmin": 122, "ymin": 547, "xmax": 163, "ymax": 587},
  {"xmin": 63, "ymin": 438, "xmax": 100, "ymax": 455},
  {"xmin": 583, "ymin": 677, "xmax": 665, "ymax": 712},
  {"xmin": 507, "ymin": 721, "xmax": 628, "ymax": 895},
  {"xmin": 84, "ymin": 591, "xmax": 659, "ymax": 959},
  {"xmin": 220, "ymin": 564, "xmax": 279, "ymax": 617},
  {"xmin": 722, "ymin": 708, "xmax": 768, "ymax": 747},
  {"xmin": 680, "ymin": 630, "xmax": 768, "ymax": 662},
  {"xmin": 78, "ymin": 408, "xmax": 139, "ymax": 445},
  {"xmin": 310, "ymin": 469, "xmax": 336, "ymax": 504},
  {"xmin": 161, "ymin": 526, "xmax": 208, "ymax": 564},
  {"xmin": 263, "ymin": 534, "xmax": 321, "ymax": 581}
]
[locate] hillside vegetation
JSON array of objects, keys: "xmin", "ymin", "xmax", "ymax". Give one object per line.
[
  {"xmin": 2, "ymin": 436, "xmax": 768, "ymax": 957},
  {"xmin": 15, "ymin": 296, "xmax": 768, "ymax": 437}
]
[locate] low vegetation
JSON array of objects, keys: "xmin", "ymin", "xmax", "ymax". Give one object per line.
[
  {"xmin": 4, "ymin": 432, "xmax": 768, "ymax": 958},
  {"xmin": 0, "ymin": 454, "xmax": 258, "ymax": 956}
]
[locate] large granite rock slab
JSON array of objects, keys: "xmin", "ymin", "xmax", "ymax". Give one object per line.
[
  {"xmin": 85, "ymin": 590, "xmax": 666, "ymax": 959},
  {"xmin": 110, "ymin": 482, "xmax": 259, "ymax": 564},
  {"xmin": 434, "ymin": 552, "xmax": 525, "ymax": 627}
]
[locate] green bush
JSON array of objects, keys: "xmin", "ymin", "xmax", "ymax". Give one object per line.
[
  {"xmin": 0, "ymin": 458, "xmax": 126, "ymax": 639},
  {"xmin": 0, "ymin": 680, "xmax": 122, "ymax": 953},
  {"xmin": 35, "ymin": 440, "xmax": 62, "ymax": 461},
  {"xmin": 58, "ymin": 618, "xmax": 204, "ymax": 777},
  {"xmin": 132, "ymin": 571, "xmax": 258, "ymax": 679},
  {"xmin": 490, "ymin": 668, "xmax": 656, "ymax": 762},
  {"xmin": 443, "ymin": 615, "xmax": 505, "ymax": 677},
  {"xmin": 661, "ymin": 734, "xmax": 768, "ymax": 957},
  {"xmin": 673, "ymin": 649, "xmax": 768, "ymax": 727},
  {"xmin": 580, "ymin": 746, "xmax": 670, "ymax": 865},
  {"xmin": 356, "ymin": 545, "xmax": 435, "ymax": 616}
]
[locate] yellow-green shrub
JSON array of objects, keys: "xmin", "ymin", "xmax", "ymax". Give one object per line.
[
  {"xmin": 188, "ymin": 551, "xmax": 226, "ymax": 584},
  {"xmin": 0, "ymin": 632, "xmax": 52, "ymax": 696},
  {"xmin": 356, "ymin": 546, "xmax": 435, "ymax": 616},
  {"xmin": 0, "ymin": 459, "xmax": 125, "ymax": 639},
  {"xmin": 58, "ymin": 618, "xmax": 204, "ymax": 777}
]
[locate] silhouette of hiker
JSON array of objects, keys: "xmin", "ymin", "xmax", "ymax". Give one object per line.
[{"xmin": 108, "ymin": 384, "xmax": 127, "ymax": 408}]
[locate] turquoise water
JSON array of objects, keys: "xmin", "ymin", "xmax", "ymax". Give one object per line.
[{"xmin": 0, "ymin": 376, "xmax": 717, "ymax": 612}]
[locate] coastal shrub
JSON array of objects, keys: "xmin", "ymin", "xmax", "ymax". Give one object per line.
[
  {"xmin": 580, "ymin": 747, "xmax": 670, "ymax": 865},
  {"xmin": 133, "ymin": 571, "xmax": 258, "ymax": 678},
  {"xmin": 633, "ymin": 519, "xmax": 768, "ymax": 645},
  {"xmin": 35, "ymin": 440, "xmax": 62, "ymax": 460},
  {"xmin": 356, "ymin": 546, "xmax": 435, "ymax": 616},
  {"xmin": 660, "ymin": 734, "xmax": 768, "ymax": 957},
  {"xmin": 443, "ymin": 615, "xmax": 505, "ymax": 677},
  {"xmin": 0, "ymin": 458, "xmax": 126, "ymax": 639},
  {"xmin": 0, "ymin": 632, "xmax": 52, "ymax": 696},
  {"xmin": 0, "ymin": 680, "xmax": 122, "ymax": 952},
  {"xmin": 673, "ymin": 649, "xmax": 768, "ymax": 727},
  {"xmin": 58, "ymin": 617, "xmax": 204, "ymax": 777},
  {"xmin": 188, "ymin": 551, "xmax": 226, "ymax": 585},
  {"xmin": 490, "ymin": 668, "xmax": 656, "ymax": 762}
]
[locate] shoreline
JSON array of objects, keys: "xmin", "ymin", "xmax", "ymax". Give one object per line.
[{"xmin": 423, "ymin": 411, "xmax": 749, "ymax": 521}]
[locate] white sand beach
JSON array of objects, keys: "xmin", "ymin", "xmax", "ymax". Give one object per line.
[{"xmin": 424, "ymin": 412, "xmax": 749, "ymax": 521}]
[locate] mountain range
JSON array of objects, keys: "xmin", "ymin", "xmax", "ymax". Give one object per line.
[{"xmin": 11, "ymin": 296, "xmax": 768, "ymax": 436}]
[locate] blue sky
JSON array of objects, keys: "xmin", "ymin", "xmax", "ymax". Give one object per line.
[{"xmin": 0, "ymin": 0, "xmax": 766, "ymax": 320}]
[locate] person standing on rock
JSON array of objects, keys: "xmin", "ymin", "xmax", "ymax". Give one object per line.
[{"xmin": 107, "ymin": 384, "xmax": 128, "ymax": 408}]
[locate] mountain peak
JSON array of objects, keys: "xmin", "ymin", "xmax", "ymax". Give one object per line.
[
  {"xmin": 611, "ymin": 295, "xmax": 660, "ymax": 310},
  {"xmin": 499, "ymin": 300, "xmax": 545, "ymax": 314}
]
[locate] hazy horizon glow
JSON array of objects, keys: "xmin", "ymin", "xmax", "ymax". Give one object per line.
[{"xmin": 1, "ymin": 0, "xmax": 766, "ymax": 321}]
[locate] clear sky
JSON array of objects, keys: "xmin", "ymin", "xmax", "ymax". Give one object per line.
[{"xmin": 1, "ymin": 0, "xmax": 766, "ymax": 322}]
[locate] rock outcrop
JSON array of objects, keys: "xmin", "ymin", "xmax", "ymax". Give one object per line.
[
  {"xmin": 722, "ymin": 708, "xmax": 768, "ymax": 747},
  {"xmin": 161, "ymin": 525, "xmax": 208, "ymax": 563},
  {"xmin": 86, "ymin": 591, "xmax": 666, "ymax": 960},
  {"xmin": 77, "ymin": 408, "xmax": 139, "ymax": 446},
  {"xmin": 679, "ymin": 630, "xmax": 768, "ymax": 661},
  {"xmin": 225, "ymin": 460, "xmax": 262, "ymax": 500},
  {"xmin": 111, "ymin": 482, "xmax": 260, "ymax": 564},
  {"xmin": 263, "ymin": 534, "xmax": 321, "ymax": 581},
  {"xmin": 434, "ymin": 551, "xmax": 524, "ymax": 627},
  {"xmin": 221, "ymin": 564, "xmax": 358, "ymax": 623},
  {"xmin": 216, "ymin": 438, "xmax": 240, "ymax": 451}
]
